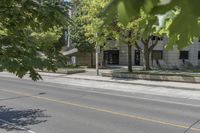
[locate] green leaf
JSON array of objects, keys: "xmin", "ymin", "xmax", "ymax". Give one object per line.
[
  {"xmin": 103, "ymin": 0, "xmax": 163, "ymax": 25},
  {"xmin": 104, "ymin": 0, "xmax": 200, "ymax": 49},
  {"xmin": 155, "ymin": 0, "xmax": 200, "ymax": 49},
  {"xmin": 103, "ymin": 0, "xmax": 146, "ymax": 25},
  {"xmin": 0, "ymin": 0, "xmax": 71, "ymax": 80}
]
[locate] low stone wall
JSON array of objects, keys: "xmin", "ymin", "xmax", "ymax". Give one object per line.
[
  {"xmin": 102, "ymin": 72, "xmax": 200, "ymax": 83},
  {"xmin": 38, "ymin": 69, "xmax": 86, "ymax": 75}
]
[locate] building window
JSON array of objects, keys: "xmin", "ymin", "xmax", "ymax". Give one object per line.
[
  {"xmin": 104, "ymin": 50, "xmax": 119, "ymax": 65},
  {"xmin": 179, "ymin": 51, "xmax": 189, "ymax": 59},
  {"xmin": 198, "ymin": 51, "xmax": 200, "ymax": 59},
  {"xmin": 151, "ymin": 36, "xmax": 163, "ymax": 41},
  {"xmin": 152, "ymin": 50, "xmax": 163, "ymax": 60}
]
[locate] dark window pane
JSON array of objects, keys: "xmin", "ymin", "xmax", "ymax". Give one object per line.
[
  {"xmin": 104, "ymin": 50, "xmax": 119, "ymax": 65},
  {"xmin": 152, "ymin": 50, "xmax": 163, "ymax": 60},
  {"xmin": 151, "ymin": 36, "xmax": 163, "ymax": 41},
  {"xmin": 180, "ymin": 51, "xmax": 189, "ymax": 59},
  {"xmin": 151, "ymin": 36, "xmax": 156, "ymax": 40},
  {"xmin": 198, "ymin": 51, "xmax": 200, "ymax": 59}
]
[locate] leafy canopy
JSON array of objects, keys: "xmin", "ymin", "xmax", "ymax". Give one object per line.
[
  {"xmin": 70, "ymin": 0, "xmax": 95, "ymax": 53},
  {"xmin": 78, "ymin": 0, "xmax": 113, "ymax": 47},
  {"xmin": 0, "ymin": 0, "xmax": 71, "ymax": 80},
  {"xmin": 104, "ymin": 0, "xmax": 200, "ymax": 49}
]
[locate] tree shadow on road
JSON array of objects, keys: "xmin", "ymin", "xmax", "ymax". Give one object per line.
[{"xmin": 0, "ymin": 106, "xmax": 50, "ymax": 132}]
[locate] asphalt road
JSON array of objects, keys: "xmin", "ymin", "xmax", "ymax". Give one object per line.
[{"xmin": 0, "ymin": 76, "xmax": 200, "ymax": 133}]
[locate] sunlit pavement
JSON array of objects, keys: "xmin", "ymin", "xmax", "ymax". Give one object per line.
[{"xmin": 0, "ymin": 73, "xmax": 200, "ymax": 133}]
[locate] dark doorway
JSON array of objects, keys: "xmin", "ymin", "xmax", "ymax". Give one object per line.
[
  {"xmin": 135, "ymin": 50, "xmax": 140, "ymax": 66},
  {"xmin": 104, "ymin": 50, "xmax": 119, "ymax": 65}
]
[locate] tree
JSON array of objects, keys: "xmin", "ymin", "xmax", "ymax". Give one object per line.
[
  {"xmin": 132, "ymin": 11, "xmax": 173, "ymax": 70},
  {"xmin": 104, "ymin": 0, "xmax": 200, "ymax": 49},
  {"xmin": 70, "ymin": 0, "xmax": 169, "ymax": 71},
  {"xmin": 70, "ymin": 0, "xmax": 95, "ymax": 67},
  {"xmin": 112, "ymin": 20, "xmax": 141, "ymax": 72},
  {"xmin": 75, "ymin": 0, "xmax": 165, "ymax": 71},
  {"xmin": 80, "ymin": 0, "xmax": 113, "ymax": 51},
  {"xmin": 0, "ymin": 0, "xmax": 71, "ymax": 80},
  {"xmin": 73, "ymin": 0, "xmax": 113, "ymax": 67},
  {"xmin": 110, "ymin": 10, "xmax": 172, "ymax": 71},
  {"xmin": 138, "ymin": 36, "xmax": 160, "ymax": 70}
]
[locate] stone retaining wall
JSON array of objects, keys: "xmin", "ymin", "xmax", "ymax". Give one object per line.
[
  {"xmin": 102, "ymin": 72, "xmax": 200, "ymax": 83},
  {"xmin": 38, "ymin": 69, "xmax": 86, "ymax": 75}
]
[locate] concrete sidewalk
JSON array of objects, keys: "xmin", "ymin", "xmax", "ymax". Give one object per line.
[
  {"xmin": 39, "ymin": 70, "xmax": 200, "ymax": 91},
  {"xmin": 1, "ymin": 70, "xmax": 199, "ymax": 91},
  {"xmin": 1, "ymin": 71, "xmax": 200, "ymax": 100}
]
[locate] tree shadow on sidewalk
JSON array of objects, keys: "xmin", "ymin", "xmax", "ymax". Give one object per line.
[{"xmin": 0, "ymin": 106, "xmax": 50, "ymax": 131}]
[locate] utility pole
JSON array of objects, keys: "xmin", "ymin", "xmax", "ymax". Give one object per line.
[
  {"xmin": 67, "ymin": 8, "xmax": 72, "ymax": 48},
  {"xmin": 96, "ymin": 46, "xmax": 100, "ymax": 76},
  {"xmin": 96, "ymin": 33, "xmax": 100, "ymax": 76}
]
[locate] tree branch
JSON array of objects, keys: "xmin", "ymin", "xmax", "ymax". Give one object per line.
[
  {"xmin": 135, "ymin": 41, "xmax": 142, "ymax": 50},
  {"xmin": 142, "ymin": 36, "xmax": 151, "ymax": 47},
  {"xmin": 141, "ymin": 38, "xmax": 146, "ymax": 44},
  {"xmin": 149, "ymin": 38, "xmax": 159, "ymax": 51}
]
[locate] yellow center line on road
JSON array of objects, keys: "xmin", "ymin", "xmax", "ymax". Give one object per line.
[{"xmin": 0, "ymin": 88, "xmax": 200, "ymax": 132}]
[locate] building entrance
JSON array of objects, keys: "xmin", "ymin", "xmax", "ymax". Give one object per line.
[
  {"xmin": 104, "ymin": 50, "xmax": 119, "ymax": 65},
  {"xmin": 135, "ymin": 50, "xmax": 140, "ymax": 66}
]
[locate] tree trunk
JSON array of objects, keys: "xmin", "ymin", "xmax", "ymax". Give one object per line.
[
  {"xmin": 143, "ymin": 44, "xmax": 151, "ymax": 70},
  {"xmin": 142, "ymin": 36, "xmax": 159, "ymax": 70},
  {"xmin": 128, "ymin": 44, "xmax": 132, "ymax": 72},
  {"xmin": 90, "ymin": 52, "xmax": 94, "ymax": 68},
  {"xmin": 101, "ymin": 49, "xmax": 104, "ymax": 68}
]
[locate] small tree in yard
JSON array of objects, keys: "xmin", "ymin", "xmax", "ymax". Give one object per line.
[
  {"xmin": 110, "ymin": 10, "xmax": 173, "ymax": 71},
  {"xmin": 112, "ymin": 19, "xmax": 142, "ymax": 72},
  {"xmin": 72, "ymin": 0, "xmax": 113, "ymax": 67},
  {"xmin": 135, "ymin": 11, "xmax": 175, "ymax": 70},
  {"xmin": 108, "ymin": 12, "xmax": 161, "ymax": 71},
  {"xmin": 138, "ymin": 35, "xmax": 159, "ymax": 70},
  {"xmin": 70, "ymin": 0, "xmax": 95, "ymax": 67}
]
